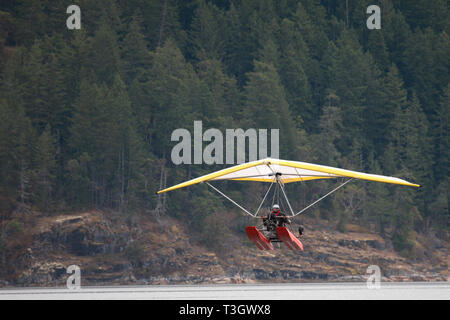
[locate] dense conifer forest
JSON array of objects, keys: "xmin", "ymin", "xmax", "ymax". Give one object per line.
[{"xmin": 0, "ymin": 0, "xmax": 448, "ymax": 258}]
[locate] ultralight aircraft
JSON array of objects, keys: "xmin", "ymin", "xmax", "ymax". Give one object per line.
[{"xmin": 157, "ymin": 158, "xmax": 420, "ymax": 251}]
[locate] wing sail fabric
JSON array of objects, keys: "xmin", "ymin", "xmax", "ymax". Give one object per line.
[
  {"xmin": 273, "ymin": 159, "xmax": 420, "ymax": 187},
  {"xmin": 156, "ymin": 158, "xmax": 420, "ymax": 194}
]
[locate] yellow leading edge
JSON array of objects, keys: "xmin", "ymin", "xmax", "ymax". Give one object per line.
[{"xmin": 157, "ymin": 158, "xmax": 420, "ymax": 194}]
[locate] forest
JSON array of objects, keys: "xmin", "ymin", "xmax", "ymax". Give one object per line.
[{"xmin": 0, "ymin": 0, "xmax": 448, "ymax": 260}]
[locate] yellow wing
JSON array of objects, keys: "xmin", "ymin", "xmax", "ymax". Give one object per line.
[{"xmin": 156, "ymin": 158, "xmax": 420, "ymax": 194}]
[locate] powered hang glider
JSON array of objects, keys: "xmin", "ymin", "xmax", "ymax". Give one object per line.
[{"xmin": 157, "ymin": 158, "xmax": 420, "ymax": 251}]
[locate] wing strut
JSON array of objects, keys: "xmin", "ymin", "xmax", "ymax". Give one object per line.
[
  {"xmin": 205, "ymin": 182, "xmax": 256, "ymax": 217},
  {"xmin": 206, "ymin": 177, "xmax": 353, "ymax": 218},
  {"xmin": 254, "ymin": 178, "xmax": 275, "ymax": 217},
  {"xmin": 277, "ymin": 176, "xmax": 296, "ymax": 217},
  {"xmin": 292, "ymin": 178, "xmax": 354, "ymax": 217},
  {"xmin": 206, "ymin": 179, "xmax": 276, "ymax": 218}
]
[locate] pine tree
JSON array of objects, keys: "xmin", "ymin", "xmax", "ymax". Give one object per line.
[
  {"xmin": 365, "ymin": 64, "xmax": 406, "ymax": 156},
  {"xmin": 277, "ymin": 18, "xmax": 314, "ymax": 131},
  {"xmin": 196, "ymin": 58, "xmax": 238, "ymax": 128},
  {"xmin": 143, "ymin": 38, "xmax": 198, "ymax": 158},
  {"xmin": 243, "ymin": 60, "xmax": 297, "ymax": 159},
  {"xmin": 0, "ymin": 48, "xmax": 36, "ymax": 219},
  {"xmin": 433, "ymin": 31, "xmax": 450, "ymax": 97},
  {"xmin": 429, "ymin": 178, "xmax": 449, "ymax": 232},
  {"xmin": 382, "ymin": 92, "xmax": 433, "ymax": 246},
  {"xmin": 403, "ymin": 94, "xmax": 433, "ymax": 188},
  {"xmin": 391, "ymin": 184, "xmax": 419, "ymax": 256},
  {"xmin": 0, "ymin": 98, "xmax": 35, "ymax": 219},
  {"xmin": 365, "ymin": 162, "xmax": 394, "ymax": 236},
  {"xmin": 222, "ymin": 3, "xmax": 245, "ymax": 82},
  {"xmin": 121, "ymin": 11, "xmax": 152, "ymax": 84},
  {"xmin": 89, "ymin": 14, "xmax": 121, "ymax": 85},
  {"xmin": 366, "ymin": 30, "xmax": 390, "ymax": 73},
  {"xmin": 434, "ymin": 84, "xmax": 450, "ymax": 181},
  {"xmin": 328, "ymin": 29, "xmax": 372, "ymax": 154},
  {"xmin": 314, "ymin": 92, "xmax": 342, "ymax": 167},
  {"xmin": 402, "ymin": 28, "xmax": 439, "ymax": 117},
  {"xmin": 383, "ymin": 8, "xmax": 412, "ymax": 71},
  {"xmin": 69, "ymin": 78, "xmax": 108, "ymax": 207},
  {"xmin": 22, "ymin": 38, "xmax": 68, "ymax": 135},
  {"xmin": 291, "ymin": 1, "xmax": 328, "ymax": 60},
  {"xmin": 106, "ymin": 75, "xmax": 145, "ymax": 211},
  {"xmin": 33, "ymin": 125, "xmax": 57, "ymax": 212},
  {"xmin": 189, "ymin": 0, "xmax": 226, "ymax": 61}
]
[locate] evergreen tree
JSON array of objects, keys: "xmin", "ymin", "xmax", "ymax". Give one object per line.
[
  {"xmin": 429, "ymin": 178, "xmax": 449, "ymax": 232},
  {"xmin": 365, "ymin": 162, "xmax": 394, "ymax": 236},
  {"xmin": 391, "ymin": 184, "xmax": 419, "ymax": 256},
  {"xmin": 222, "ymin": 3, "xmax": 245, "ymax": 82},
  {"xmin": 277, "ymin": 18, "xmax": 314, "ymax": 131},
  {"xmin": 243, "ymin": 60, "xmax": 297, "ymax": 159},
  {"xmin": 0, "ymin": 98, "xmax": 35, "ymax": 219},
  {"xmin": 365, "ymin": 64, "xmax": 406, "ymax": 156},
  {"xmin": 383, "ymin": 92, "xmax": 433, "ymax": 239},
  {"xmin": 106, "ymin": 75, "xmax": 146, "ymax": 211},
  {"xmin": 328, "ymin": 29, "xmax": 372, "ymax": 154},
  {"xmin": 366, "ymin": 30, "xmax": 390, "ymax": 73},
  {"xmin": 0, "ymin": 48, "xmax": 36, "ymax": 218},
  {"xmin": 144, "ymin": 38, "xmax": 198, "ymax": 158},
  {"xmin": 402, "ymin": 28, "xmax": 442, "ymax": 118},
  {"xmin": 434, "ymin": 84, "xmax": 450, "ymax": 181},
  {"xmin": 33, "ymin": 125, "xmax": 57, "ymax": 212},
  {"xmin": 314, "ymin": 91, "xmax": 342, "ymax": 167},
  {"xmin": 88, "ymin": 14, "xmax": 122, "ymax": 85},
  {"xmin": 196, "ymin": 58, "xmax": 238, "ymax": 128},
  {"xmin": 69, "ymin": 78, "xmax": 109, "ymax": 207},
  {"xmin": 121, "ymin": 11, "xmax": 152, "ymax": 84},
  {"xmin": 291, "ymin": 1, "xmax": 328, "ymax": 60},
  {"xmin": 189, "ymin": 0, "xmax": 226, "ymax": 61}
]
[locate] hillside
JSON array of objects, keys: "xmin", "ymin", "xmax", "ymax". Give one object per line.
[
  {"xmin": 1, "ymin": 1, "xmax": 449, "ymax": 266},
  {"xmin": 1, "ymin": 210, "xmax": 447, "ymax": 287}
]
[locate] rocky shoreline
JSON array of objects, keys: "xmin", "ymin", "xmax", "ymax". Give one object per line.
[{"xmin": 1, "ymin": 211, "xmax": 448, "ymax": 287}]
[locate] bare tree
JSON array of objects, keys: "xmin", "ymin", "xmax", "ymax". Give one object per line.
[{"xmin": 158, "ymin": 0, "xmax": 168, "ymax": 47}]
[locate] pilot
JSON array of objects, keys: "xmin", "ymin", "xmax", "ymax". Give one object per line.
[{"xmin": 268, "ymin": 204, "xmax": 291, "ymax": 227}]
